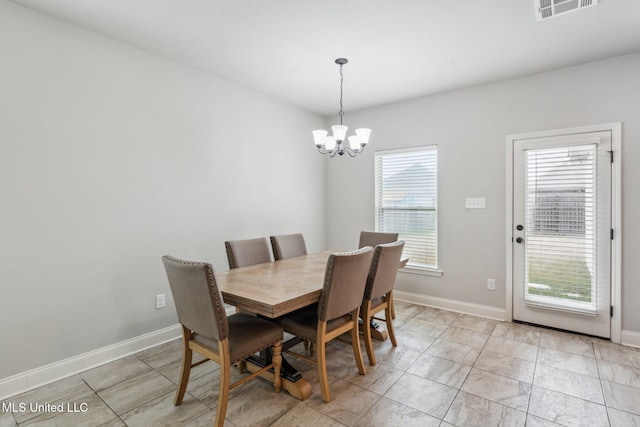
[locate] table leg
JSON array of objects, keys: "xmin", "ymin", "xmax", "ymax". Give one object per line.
[
  {"xmin": 244, "ymin": 346, "xmax": 311, "ymax": 401},
  {"xmin": 359, "ymin": 318, "xmax": 389, "ymax": 341}
]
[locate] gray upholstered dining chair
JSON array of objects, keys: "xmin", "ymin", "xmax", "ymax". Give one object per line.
[
  {"xmin": 361, "ymin": 240, "xmax": 405, "ymax": 365},
  {"xmin": 161, "ymin": 255, "xmax": 283, "ymax": 427},
  {"xmin": 225, "ymin": 237, "xmax": 272, "ymax": 269},
  {"xmin": 276, "ymin": 247, "xmax": 373, "ymax": 403},
  {"xmin": 270, "ymin": 233, "xmax": 307, "ymax": 260},
  {"xmin": 358, "ymin": 231, "xmax": 399, "ymax": 249},
  {"xmin": 358, "ymin": 231, "xmax": 400, "ymax": 318}
]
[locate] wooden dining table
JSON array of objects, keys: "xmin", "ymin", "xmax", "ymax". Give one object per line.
[
  {"xmin": 216, "ymin": 249, "xmax": 405, "ymax": 400},
  {"xmin": 218, "ymin": 250, "xmax": 333, "ymax": 318},
  {"xmin": 216, "ymin": 250, "xmax": 333, "ymax": 400}
]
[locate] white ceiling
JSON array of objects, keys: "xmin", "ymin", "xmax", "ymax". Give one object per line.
[{"xmin": 10, "ymin": 0, "xmax": 640, "ymax": 116}]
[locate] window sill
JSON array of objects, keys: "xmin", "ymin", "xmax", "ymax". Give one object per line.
[{"xmin": 399, "ymin": 266, "xmax": 444, "ymax": 277}]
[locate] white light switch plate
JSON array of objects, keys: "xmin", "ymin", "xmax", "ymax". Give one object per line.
[{"xmin": 465, "ymin": 197, "xmax": 486, "ymax": 209}]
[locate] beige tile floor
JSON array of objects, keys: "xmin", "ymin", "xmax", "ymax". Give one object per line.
[{"xmin": 3, "ymin": 301, "xmax": 640, "ymax": 426}]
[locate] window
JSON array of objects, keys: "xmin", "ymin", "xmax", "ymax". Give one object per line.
[
  {"xmin": 375, "ymin": 146, "xmax": 438, "ymax": 270},
  {"xmin": 524, "ymin": 144, "xmax": 597, "ymax": 307}
]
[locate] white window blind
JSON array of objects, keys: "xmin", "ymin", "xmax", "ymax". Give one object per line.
[
  {"xmin": 375, "ymin": 146, "xmax": 438, "ymax": 269},
  {"xmin": 524, "ymin": 144, "xmax": 597, "ymax": 310}
]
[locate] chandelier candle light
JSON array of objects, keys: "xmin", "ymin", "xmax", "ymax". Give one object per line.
[{"xmin": 312, "ymin": 58, "xmax": 371, "ymax": 157}]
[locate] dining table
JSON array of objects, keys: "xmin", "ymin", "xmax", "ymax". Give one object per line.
[
  {"xmin": 216, "ymin": 250, "xmax": 332, "ymax": 400},
  {"xmin": 216, "ymin": 249, "xmax": 405, "ymax": 400}
]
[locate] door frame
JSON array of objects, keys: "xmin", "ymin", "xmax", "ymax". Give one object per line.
[{"xmin": 505, "ymin": 123, "xmax": 622, "ymax": 343}]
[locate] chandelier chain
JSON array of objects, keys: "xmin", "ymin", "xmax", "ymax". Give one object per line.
[{"xmin": 338, "ymin": 63, "xmax": 344, "ymax": 125}]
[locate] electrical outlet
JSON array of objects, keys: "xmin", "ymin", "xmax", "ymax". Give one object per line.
[
  {"xmin": 156, "ymin": 294, "xmax": 166, "ymax": 309},
  {"xmin": 487, "ymin": 279, "xmax": 496, "ymax": 291}
]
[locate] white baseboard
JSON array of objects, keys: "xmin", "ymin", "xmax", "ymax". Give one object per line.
[
  {"xmin": 394, "ymin": 290, "xmax": 507, "ymax": 321},
  {"xmin": 393, "ymin": 289, "xmax": 507, "ymax": 321},
  {"xmin": 621, "ymin": 330, "xmax": 640, "ymax": 349},
  {"xmin": 0, "ymin": 324, "xmax": 182, "ymax": 400}
]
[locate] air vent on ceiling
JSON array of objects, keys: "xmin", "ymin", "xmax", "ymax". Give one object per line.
[{"xmin": 535, "ymin": 0, "xmax": 599, "ymax": 21}]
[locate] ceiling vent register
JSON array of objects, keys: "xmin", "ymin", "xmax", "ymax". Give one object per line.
[{"xmin": 535, "ymin": 0, "xmax": 599, "ymax": 21}]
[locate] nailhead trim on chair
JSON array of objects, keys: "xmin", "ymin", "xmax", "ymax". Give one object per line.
[
  {"xmin": 364, "ymin": 246, "xmax": 383, "ymax": 297},
  {"xmin": 318, "ymin": 247, "xmax": 372, "ymax": 320},
  {"xmin": 162, "ymin": 255, "xmax": 229, "ymax": 340},
  {"xmin": 204, "ymin": 263, "xmax": 228, "ymax": 339}
]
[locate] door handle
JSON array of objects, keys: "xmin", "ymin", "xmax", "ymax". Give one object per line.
[
  {"xmin": 516, "ymin": 225, "xmax": 524, "ymax": 231},
  {"xmin": 515, "ymin": 237, "xmax": 524, "ymax": 244}
]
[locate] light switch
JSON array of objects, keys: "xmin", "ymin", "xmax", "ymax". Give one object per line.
[{"xmin": 465, "ymin": 198, "xmax": 486, "ymax": 209}]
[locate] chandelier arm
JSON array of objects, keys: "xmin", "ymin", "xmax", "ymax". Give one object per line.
[
  {"xmin": 316, "ymin": 143, "xmax": 332, "ymax": 155},
  {"xmin": 352, "ymin": 145, "xmax": 366, "ymax": 154},
  {"xmin": 342, "ymin": 146, "xmax": 357, "ymax": 158}
]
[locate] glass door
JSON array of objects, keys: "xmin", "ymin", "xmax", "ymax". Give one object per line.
[{"xmin": 512, "ymin": 131, "xmax": 611, "ymax": 337}]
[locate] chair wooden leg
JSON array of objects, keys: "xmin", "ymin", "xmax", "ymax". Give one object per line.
[
  {"xmin": 389, "ymin": 290, "xmax": 396, "ymax": 319},
  {"xmin": 214, "ymin": 340, "xmax": 231, "ymax": 427},
  {"xmin": 351, "ymin": 309, "xmax": 366, "ymax": 375},
  {"xmin": 175, "ymin": 326, "xmax": 193, "ymax": 405},
  {"xmin": 385, "ymin": 304, "xmax": 397, "ymax": 347},
  {"xmin": 304, "ymin": 340, "xmax": 316, "ymax": 356},
  {"xmin": 272, "ymin": 340, "xmax": 282, "ymax": 393},
  {"xmin": 309, "ymin": 342, "xmax": 316, "ymax": 357},
  {"xmin": 316, "ymin": 322, "xmax": 331, "ymax": 402},
  {"xmin": 362, "ymin": 302, "xmax": 376, "ymax": 365}
]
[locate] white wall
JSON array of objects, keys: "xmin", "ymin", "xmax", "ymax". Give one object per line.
[
  {"xmin": 0, "ymin": 1, "xmax": 326, "ymax": 379},
  {"xmin": 326, "ymin": 53, "xmax": 640, "ymax": 334}
]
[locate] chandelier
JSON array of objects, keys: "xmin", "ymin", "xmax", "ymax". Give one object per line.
[{"xmin": 312, "ymin": 58, "xmax": 371, "ymax": 157}]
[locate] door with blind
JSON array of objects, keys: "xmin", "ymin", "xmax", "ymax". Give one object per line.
[{"xmin": 512, "ymin": 131, "xmax": 611, "ymax": 337}]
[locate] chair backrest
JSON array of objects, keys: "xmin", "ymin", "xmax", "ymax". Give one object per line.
[
  {"xmin": 161, "ymin": 255, "xmax": 228, "ymax": 341},
  {"xmin": 270, "ymin": 233, "xmax": 307, "ymax": 260},
  {"xmin": 365, "ymin": 240, "xmax": 405, "ymax": 300},
  {"xmin": 358, "ymin": 231, "xmax": 399, "ymax": 249},
  {"xmin": 225, "ymin": 237, "xmax": 272, "ymax": 269},
  {"xmin": 318, "ymin": 247, "xmax": 373, "ymax": 322}
]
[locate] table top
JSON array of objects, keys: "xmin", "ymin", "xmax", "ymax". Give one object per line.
[{"xmin": 217, "ymin": 250, "xmax": 333, "ymax": 318}]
